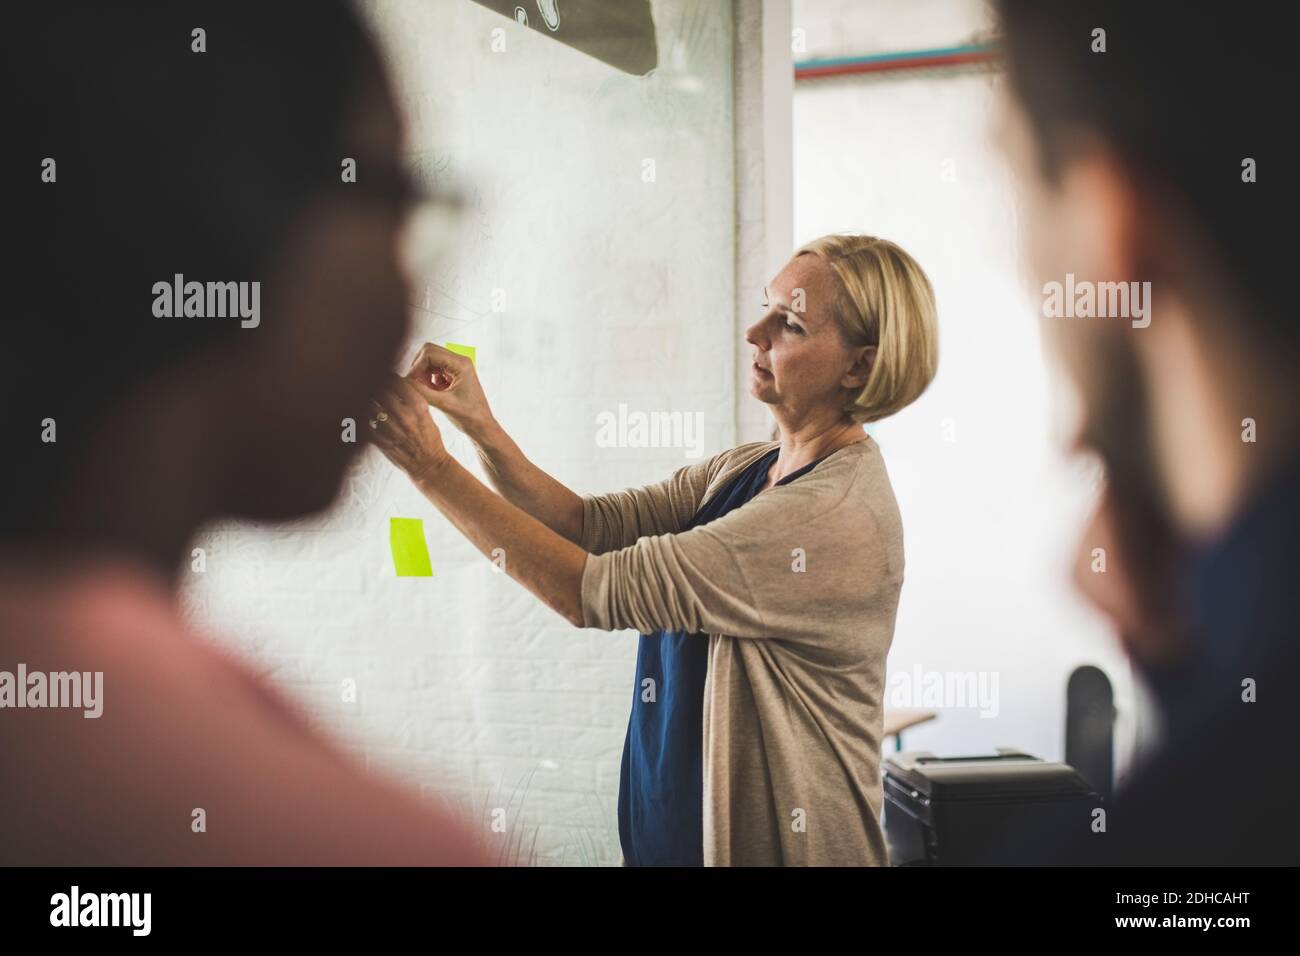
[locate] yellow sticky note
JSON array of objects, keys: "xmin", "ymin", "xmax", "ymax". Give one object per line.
[
  {"xmin": 390, "ymin": 517, "xmax": 433, "ymax": 577},
  {"xmin": 446, "ymin": 342, "xmax": 476, "ymax": 365}
]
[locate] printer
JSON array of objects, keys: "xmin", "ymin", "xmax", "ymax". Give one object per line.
[{"xmin": 883, "ymin": 748, "xmax": 1100, "ymax": 865}]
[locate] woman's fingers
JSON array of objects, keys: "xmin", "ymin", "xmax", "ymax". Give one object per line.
[
  {"xmin": 409, "ymin": 341, "xmax": 464, "ymax": 371},
  {"xmin": 367, "ymin": 375, "xmax": 449, "ymax": 478},
  {"xmin": 393, "ymin": 344, "xmax": 494, "ymax": 438},
  {"xmin": 369, "ymin": 378, "xmax": 427, "ymax": 437},
  {"xmin": 405, "ymin": 342, "xmax": 465, "ymax": 388},
  {"xmin": 374, "ymin": 381, "xmax": 413, "ymax": 421},
  {"xmin": 393, "ymin": 370, "xmax": 429, "ymax": 400}
]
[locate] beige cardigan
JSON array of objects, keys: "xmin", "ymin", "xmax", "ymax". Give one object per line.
[{"xmin": 580, "ymin": 438, "xmax": 904, "ymax": 866}]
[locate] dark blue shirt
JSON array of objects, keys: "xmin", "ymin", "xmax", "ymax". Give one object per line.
[{"xmin": 618, "ymin": 445, "xmax": 827, "ymax": 866}]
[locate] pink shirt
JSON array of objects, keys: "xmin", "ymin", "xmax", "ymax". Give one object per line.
[{"xmin": 0, "ymin": 558, "xmax": 488, "ymax": 865}]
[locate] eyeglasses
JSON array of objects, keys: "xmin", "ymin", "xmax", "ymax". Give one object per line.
[
  {"xmin": 330, "ymin": 157, "xmax": 466, "ymax": 278},
  {"xmin": 399, "ymin": 189, "xmax": 464, "ymax": 278}
]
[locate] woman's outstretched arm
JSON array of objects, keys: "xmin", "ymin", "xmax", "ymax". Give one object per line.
[
  {"xmin": 418, "ymin": 450, "xmax": 588, "ymax": 626},
  {"xmin": 470, "ymin": 419, "xmax": 584, "ymax": 544},
  {"xmin": 401, "ymin": 341, "xmax": 716, "ymax": 550},
  {"xmin": 405, "ymin": 342, "xmax": 584, "ymax": 543},
  {"xmin": 371, "ymin": 374, "xmax": 587, "ymax": 626}
]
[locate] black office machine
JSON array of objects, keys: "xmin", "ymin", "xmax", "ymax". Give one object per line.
[{"xmin": 883, "ymin": 748, "xmax": 1099, "ymax": 865}]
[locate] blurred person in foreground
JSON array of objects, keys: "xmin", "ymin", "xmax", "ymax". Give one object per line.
[
  {"xmin": 994, "ymin": 0, "xmax": 1298, "ymax": 864},
  {"xmin": 0, "ymin": 3, "xmax": 486, "ymax": 864}
]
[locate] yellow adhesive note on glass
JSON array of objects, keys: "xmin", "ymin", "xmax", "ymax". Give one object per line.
[
  {"xmin": 390, "ymin": 517, "xmax": 433, "ymax": 577},
  {"xmin": 446, "ymin": 342, "xmax": 476, "ymax": 365}
]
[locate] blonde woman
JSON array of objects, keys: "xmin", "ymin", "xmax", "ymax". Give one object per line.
[{"xmin": 370, "ymin": 235, "xmax": 938, "ymax": 866}]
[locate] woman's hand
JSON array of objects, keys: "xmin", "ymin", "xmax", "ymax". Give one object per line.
[
  {"xmin": 368, "ymin": 368, "xmax": 589, "ymax": 628},
  {"xmin": 401, "ymin": 342, "xmax": 496, "ymax": 440},
  {"xmin": 368, "ymin": 374, "xmax": 450, "ymax": 485}
]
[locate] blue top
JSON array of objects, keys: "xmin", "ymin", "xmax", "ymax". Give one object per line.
[{"xmin": 617, "ymin": 444, "xmax": 829, "ymax": 866}]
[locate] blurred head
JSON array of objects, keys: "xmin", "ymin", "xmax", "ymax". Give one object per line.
[
  {"xmin": 995, "ymin": 1, "xmax": 1294, "ymax": 539},
  {"xmin": 6, "ymin": 2, "xmax": 415, "ymax": 543},
  {"xmin": 746, "ymin": 235, "xmax": 938, "ymax": 428}
]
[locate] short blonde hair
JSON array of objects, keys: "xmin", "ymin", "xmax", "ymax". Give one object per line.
[{"xmin": 797, "ymin": 234, "xmax": 939, "ymax": 424}]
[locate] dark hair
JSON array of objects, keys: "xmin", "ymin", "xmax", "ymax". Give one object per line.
[
  {"xmin": 5, "ymin": 3, "xmax": 376, "ymax": 535},
  {"xmin": 996, "ymin": 1, "xmax": 1291, "ymax": 351}
]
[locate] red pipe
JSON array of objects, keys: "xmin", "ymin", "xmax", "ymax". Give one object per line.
[{"xmin": 796, "ymin": 49, "xmax": 1000, "ymax": 81}]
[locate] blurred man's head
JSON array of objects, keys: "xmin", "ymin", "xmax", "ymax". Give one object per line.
[
  {"xmin": 6, "ymin": 3, "xmax": 415, "ymax": 555},
  {"xmin": 995, "ymin": 1, "xmax": 1295, "ymax": 543}
]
